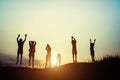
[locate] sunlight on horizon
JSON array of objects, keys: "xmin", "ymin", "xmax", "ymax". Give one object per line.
[{"xmin": 0, "ymin": 0, "xmax": 120, "ymax": 66}]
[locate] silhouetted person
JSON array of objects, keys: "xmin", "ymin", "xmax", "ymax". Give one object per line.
[
  {"xmin": 28, "ymin": 41, "xmax": 36, "ymax": 68},
  {"xmin": 71, "ymin": 36, "xmax": 77, "ymax": 63},
  {"xmin": 16, "ymin": 34, "xmax": 27, "ymax": 65},
  {"xmin": 45, "ymin": 44, "xmax": 51, "ymax": 68},
  {"xmin": 56, "ymin": 53, "xmax": 61, "ymax": 66},
  {"xmin": 90, "ymin": 39, "xmax": 96, "ymax": 62}
]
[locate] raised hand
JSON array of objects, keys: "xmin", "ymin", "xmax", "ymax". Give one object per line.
[
  {"xmin": 25, "ymin": 34, "xmax": 27, "ymax": 37},
  {"xmin": 18, "ymin": 34, "xmax": 20, "ymax": 37},
  {"xmin": 94, "ymin": 39, "xmax": 96, "ymax": 41},
  {"xmin": 90, "ymin": 39, "xmax": 92, "ymax": 41}
]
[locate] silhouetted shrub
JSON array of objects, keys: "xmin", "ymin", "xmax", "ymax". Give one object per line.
[{"xmin": 96, "ymin": 55, "xmax": 120, "ymax": 64}]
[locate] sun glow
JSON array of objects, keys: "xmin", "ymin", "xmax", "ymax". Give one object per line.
[{"xmin": 51, "ymin": 57, "xmax": 57, "ymax": 66}]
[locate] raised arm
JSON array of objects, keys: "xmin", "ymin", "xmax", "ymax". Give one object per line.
[
  {"xmin": 90, "ymin": 39, "xmax": 92, "ymax": 44},
  {"xmin": 23, "ymin": 34, "xmax": 27, "ymax": 42},
  {"xmin": 74, "ymin": 38, "xmax": 76, "ymax": 41},
  {"xmin": 17, "ymin": 34, "xmax": 20, "ymax": 42},
  {"xmin": 94, "ymin": 39, "xmax": 96, "ymax": 44},
  {"xmin": 29, "ymin": 41, "xmax": 31, "ymax": 46},
  {"xmin": 45, "ymin": 44, "xmax": 48, "ymax": 50},
  {"xmin": 34, "ymin": 41, "xmax": 36, "ymax": 46}
]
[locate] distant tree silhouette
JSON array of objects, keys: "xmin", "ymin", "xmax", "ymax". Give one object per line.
[
  {"xmin": 45, "ymin": 44, "xmax": 51, "ymax": 68},
  {"xmin": 16, "ymin": 34, "xmax": 27, "ymax": 65},
  {"xmin": 90, "ymin": 39, "xmax": 96, "ymax": 62},
  {"xmin": 28, "ymin": 41, "xmax": 36, "ymax": 68},
  {"xmin": 71, "ymin": 36, "xmax": 77, "ymax": 63},
  {"xmin": 56, "ymin": 53, "xmax": 61, "ymax": 66}
]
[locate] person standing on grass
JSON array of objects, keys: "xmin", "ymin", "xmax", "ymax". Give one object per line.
[
  {"xmin": 28, "ymin": 41, "xmax": 36, "ymax": 68},
  {"xmin": 56, "ymin": 53, "xmax": 61, "ymax": 66},
  {"xmin": 71, "ymin": 36, "xmax": 77, "ymax": 63},
  {"xmin": 45, "ymin": 44, "xmax": 51, "ymax": 68},
  {"xmin": 16, "ymin": 34, "xmax": 27, "ymax": 65},
  {"xmin": 90, "ymin": 39, "xmax": 96, "ymax": 62}
]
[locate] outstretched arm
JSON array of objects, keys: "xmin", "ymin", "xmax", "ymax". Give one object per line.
[
  {"xmin": 17, "ymin": 34, "xmax": 20, "ymax": 42},
  {"xmin": 23, "ymin": 34, "xmax": 27, "ymax": 42},
  {"xmin": 29, "ymin": 41, "xmax": 31, "ymax": 46}
]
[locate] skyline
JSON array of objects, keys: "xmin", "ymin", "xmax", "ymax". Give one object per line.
[{"xmin": 0, "ymin": 0, "xmax": 120, "ymax": 67}]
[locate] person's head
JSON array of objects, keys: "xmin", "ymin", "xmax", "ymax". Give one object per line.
[
  {"xmin": 47, "ymin": 44, "xmax": 49, "ymax": 47},
  {"xmin": 94, "ymin": 39, "xmax": 96, "ymax": 41},
  {"xmin": 31, "ymin": 41, "xmax": 34, "ymax": 44},
  {"xmin": 20, "ymin": 38, "xmax": 22, "ymax": 42}
]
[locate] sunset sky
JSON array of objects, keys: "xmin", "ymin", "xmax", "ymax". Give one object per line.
[{"xmin": 0, "ymin": 0, "xmax": 120, "ymax": 67}]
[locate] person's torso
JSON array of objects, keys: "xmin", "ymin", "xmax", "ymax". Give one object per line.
[
  {"xmin": 72, "ymin": 40, "xmax": 76, "ymax": 48},
  {"xmin": 90, "ymin": 43, "xmax": 94, "ymax": 50},
  {"xmin": 29, "ymin": 45, "xmax": 35, "ymax": 52},
  {"xmin": 18, "ymin": 41, "xmax": 24, "ymax": 49}
]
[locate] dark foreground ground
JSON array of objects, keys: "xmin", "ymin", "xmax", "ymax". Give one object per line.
[{"xmin": 0, "ymin": 63, "xmax": 120, "ymax": 80}]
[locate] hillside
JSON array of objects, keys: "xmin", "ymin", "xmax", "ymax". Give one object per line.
[{"xmin": 0, "ymin": 63, "xmax": 120, "ymax": 80}]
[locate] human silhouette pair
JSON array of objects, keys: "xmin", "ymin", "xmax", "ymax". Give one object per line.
[
  {"xmin": 16, "ymin": 34, "xmax": 37, "ymax": 68},
  {"xmin": 71, "ymin": 36, "xmax": 96, "ymax": 63}
]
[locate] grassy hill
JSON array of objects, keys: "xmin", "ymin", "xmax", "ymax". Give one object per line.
[{"xmin": 0, "ymin": 62, "xmax": 120, "ymax": 80}]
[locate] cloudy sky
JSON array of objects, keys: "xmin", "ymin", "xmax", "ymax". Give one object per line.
[{"xmin": 0, "ymin": 0, "xmax": 120, "ymax": 66}]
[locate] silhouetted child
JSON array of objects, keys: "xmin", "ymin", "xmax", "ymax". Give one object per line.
[
  {"xmin": 56, "ymin": 53, "xmax": 61, "ymax": 66},
  {"xmin": 45, "ymin": 44, "xmax": 51, "ymax": 68},
  {"xmin": 16, "ymin": 34, "xmax": 27, "ymax": 65},
  {"xmin": 71, "ymin": 36, "xmax": 77, "ymax": 63},
  {"xmin": 90, "ymin": 39, "xmax": 96, "ymax": 62},
  {"xmin": 28, "ymin": 41, "xmax": 36, "ymax": 68}
]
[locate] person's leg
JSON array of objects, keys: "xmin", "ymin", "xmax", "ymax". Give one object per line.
[
  {"xmin": 29, "ymin": 54, "xmax": 31, "ymax": 66},
  {"xmin": 75, "ymin": 54, "xmax": 77, "ymax": 63},
  {"xmin": 92, "ymin": 51, "xmax": 95, "ymax": 62},
  {"xmin": 20, "ymin": 51, "xmax": 23, "ymax": 64},
  {"xmin": 91, "ymin": 51, "xmax": 94, "ymax": 62},
  {"xmin": 45, "ymin": 61, "xmax": 47, "ymax": 68},
  {"xmin": 75, "ymin": 49, "xmax": 77, "ymax": 63},
  {"xmin": 49, "ymin": 56, "xmax": 51, "ymax": 67},
  {"xmin": 16, "ymin": 50, "xmax": 19, "ymax": 64},
  {"xmin": 32, "ymin": 56, "xmax": 34, "ymax": 68},
  {"xmin": 72, "ymin": 49, "xmax": 74, "ymax": 63},
  {"xmin": 59, "ymin": 59, "xmax": 60, "ymax": 66},
  {"xmin": 73, "ymin": 54, "xmax": 75, "ymax": 63},
  {"xmin": 90, "ymin": 50, "xmax": 93, "ymax": 62},
  {"xmin": 92, "ymin": 56, "xmax": 94, "ymax": 62},
  {"xmin": 45, "ymin": 56, "xmax": 48, "ymax": 68}
]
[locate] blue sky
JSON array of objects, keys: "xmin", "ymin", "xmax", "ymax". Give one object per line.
[{"xmin": 0, "ymin": 0, "xmax": 120, "ymax": 66}]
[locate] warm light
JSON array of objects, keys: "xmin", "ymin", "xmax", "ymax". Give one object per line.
[{"xmin": 51, "ymin": 57, "xmax": 57, "ymax": 66}]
